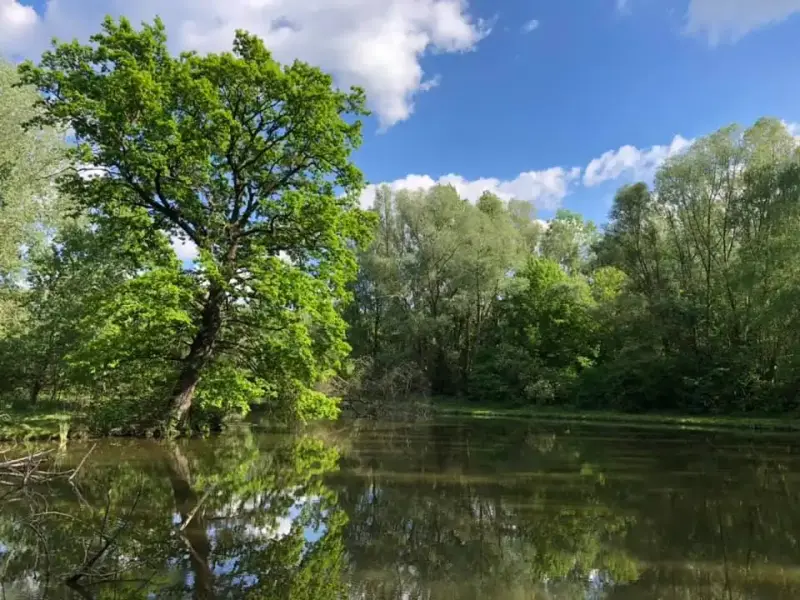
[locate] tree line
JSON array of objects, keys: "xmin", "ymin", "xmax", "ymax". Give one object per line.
[
  {"xmin": 346, "ymin": 118, "xmax": 800, "ymax": 414},
  {"xmin": 2, "ymin": 17, "xmax": 799, "ymax": 435}
]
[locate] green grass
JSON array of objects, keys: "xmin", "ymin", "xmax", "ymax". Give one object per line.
[
  {"xmin": 431, "ymin": 400, "xmax": 800, "ymax": 433},
  {"xmin": 0, "ymin": 410, "xmax": 74, "ymax": 442}
]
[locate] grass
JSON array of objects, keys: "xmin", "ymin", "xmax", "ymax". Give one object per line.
[
  {"xmin": 431, "ymin": 400, "xmax": 800, "ymax": 433},
  {"xmin": 0, "ymin": 409, "xmax": 74, "ymax": 442}
]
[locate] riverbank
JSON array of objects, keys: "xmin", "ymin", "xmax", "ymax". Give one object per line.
[
  {"xmin": 5, "ymin": 401, "xmax": 800, "ymax": 442},
  {"xmin": 430, "ymin": 401, "xmax": 800, "ymax": 434},
  {"xmin": 0, "ymin": 410, "xmax": 74, "ymax": 442}
]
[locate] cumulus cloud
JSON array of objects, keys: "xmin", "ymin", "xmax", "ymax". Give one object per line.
[
  {"xmin": 0, "ymin": 0, "xmax": 488, "ymax": 128},
  {"xmin": 0, "ymin": 0, "xmax": 36, "ymax": 43},
  {"xmin": 362, "ymin": 132, "xmax": 698, "ymax": 211},
  {"xmin": 686, "ymin": 0, "xmax": 800, "ymax": 43},
  {"xmin": 360, "ymin": 167, "xmax": 582, "ymax": 210},
  {"xmin": 521, "ymin": 19, "xmax": 539, "ymax": 33},
  {"xmin": 583, "ymin": 135, "xmax": 693, "ymax": 187}
]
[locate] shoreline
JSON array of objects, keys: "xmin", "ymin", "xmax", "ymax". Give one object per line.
[{"xmin": 430, "ymin": 402, "xmax": 800, "ymax": 433}]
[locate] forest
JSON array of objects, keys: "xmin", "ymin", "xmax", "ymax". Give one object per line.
[
  {"xmin": 345, "ymin": 118, "xmax": 800, "ymax": 416},
  {"xmin": 2, "ymin": 17, "xmax": 800, "ymax": 437}
]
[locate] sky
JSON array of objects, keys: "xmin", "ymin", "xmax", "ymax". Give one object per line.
[{"xmin": 3, "ymin": 0, "xmax": 800, "ymax": 230}]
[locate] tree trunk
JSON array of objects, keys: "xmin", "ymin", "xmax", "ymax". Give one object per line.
[
  {"xmin": 29, "ymin": 375, "xmax": 43, "ymax": 406},
  {"xmin": 431, "ymin": 344, "xmax": 451, "ymax": 397},
  {"xmin": 168, "ymin": 283, "xmax": 224, "ymax": 431}
]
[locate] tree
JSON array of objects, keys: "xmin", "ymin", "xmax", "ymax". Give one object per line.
[
  {"xmin": 583, "ymin": 118, "xmax": 800, "ymax": 412},
  {"xmin": 541, "ymin": 209, "xmax": 598, "ymax": 275},
  {"xmin": 596, "ymin": 183, "xmax": 663, "ymax": 297},
  {"xmin": 507, "ymin": 198, "xmax": 546, "ymax": 252},
  {"xmin": 0, "ymin": 60, "xmax": 67, "ymax": 334},
  {"xmin": 470, "ymin": 256, "xmax": 597, "ymax": 405},
  {"xmin": 347, "ymin": 185, "xmax": 529, "ymax": 399},
  {"xmin": 20, "ymin": 17, "xmax": 373, "ymax": 429}
]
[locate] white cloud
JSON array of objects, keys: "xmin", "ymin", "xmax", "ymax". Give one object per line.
[
  {"xmin": 583, "ymin": 135, "xmax": 693, "ymax": 187},
  {"xmin": 686, "ymin": 0, "xmax": 800, "ymax": 43},
  {"xmin": 171, "ymin": 235, "xmax": 198, "ymax": 262},
  {"xmin": 419, "ymin": 75, "xmax": 442, "ymax": 92},
  {"xmin": 0, "ymin": 0, "xmax": 488, "ymax": 129},
  {"xmin": 360, "ymin": 166, "xmax": 582, "ymax": 210},
  {"xmin": 0, "ymin": 0, "xmax": 36, "ymax": 42},
  {"xmin": 354, "ymin": 119, "xmax": 800, "ymax": 211},
  {"xmin": 521, "ymin": 19, "xmax": 539, "ymax": 33},
  {"xmin": 360, "ymin": 133, "xmax": 697, "ymax": 211}
]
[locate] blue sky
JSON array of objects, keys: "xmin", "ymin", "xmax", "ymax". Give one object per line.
[
  {"xmin": 352, "ymin": 0, "xmax": 800, "ymax": 223},
  {"xmin": 3, "ymin": 0, "xmax": 800, "ymax": 226}
]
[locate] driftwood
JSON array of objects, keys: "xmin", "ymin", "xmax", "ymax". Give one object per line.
[
  {"xmin": 0, "ymin": 444, "xmax": 96, "ymax": 487},
  {"xmin": 1, "ymin": 443, "xmax": 106, "ymax": 595},
  {"xmin": 0, "ymin": 449, "xmax": 53, "ymax": 469}
]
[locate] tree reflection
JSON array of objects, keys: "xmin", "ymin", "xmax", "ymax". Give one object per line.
[
  {"xmin": 4, "ymin": 422, "xmax": 800, "ymax": 599},
  {"xmin": 166, "ymin": 444, "xmax": 214, "ymax": 599},
  {"xmin": 0, "ymin": 430, "xmax": 347, "ymax": 599},
  {"xmin": 331, "ymin": 419, "xmax": 639, "ymax": 599},
  {"xmin": 331, "ymin": 420, "xmax": 800, "ymax": 600}
]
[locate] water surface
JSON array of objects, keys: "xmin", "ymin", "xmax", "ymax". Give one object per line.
[{"xmin": 2, "ymin": 416, "xmax": 800, "ymax": 599}]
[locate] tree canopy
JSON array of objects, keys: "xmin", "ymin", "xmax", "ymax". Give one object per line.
[
  {"xmin": 10, "ymin": 17, "xmax": 373, "ymax": 432},
  {"xmin": 346, "ymin": 118, "xmax": 800, "ymax": 415}
]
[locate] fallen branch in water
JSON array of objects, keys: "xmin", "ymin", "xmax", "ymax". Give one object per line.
[
  {"xmin": 0, "ymin": 450, "xmax": 55, "ymax": 486},
  {"xmin": 0, "ymin": 450, "xmax": 53, "ymax": 469},
  {"xmin": 69, "ymin": 443, "xmax": 97, "ymax": 482},
  {"xmin": 0, "ymin": 444, "xmax": 97, "ymax": 487}
]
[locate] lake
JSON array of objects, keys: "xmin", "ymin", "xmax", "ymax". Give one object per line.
[{"xmin": 2, "ymin": 416, "xmax": 800, "ymax": 599}]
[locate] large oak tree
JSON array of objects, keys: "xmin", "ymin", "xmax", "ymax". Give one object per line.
[{"xmin": 20, "ymin": 17, "xmax": 373, "ymax": 429}]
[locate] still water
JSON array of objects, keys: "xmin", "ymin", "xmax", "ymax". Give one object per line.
[{"xmin": 2, "ymin": 416, "xmax": 800, "ymax": 599}]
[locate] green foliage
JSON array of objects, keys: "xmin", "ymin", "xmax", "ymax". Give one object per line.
[
  {"xmin": 578, "ymin": 117, "xmax": 800, "ymax": 413},
  {"xmin": 346, "ymin": 118, "xmax": 800, "ymax": 416},
  {"xmin": 470, "ymin": 256, "xmax": 598, "ymax": 406},
  {"xmin": 0, "ymin": 61, "xmax": 67, "ymax": 276},
  {"xmin": 4, "ymin": 17, "xmax": 373, "ymax": 432},
  {"xmin": 541, "ymin": 209, "xmax": 599, "ymax": 274},
  {"xmin": 347, "ymin": 183, "xmax": 605, "ymax": 408},
  {"xmin": 0, "ymin": 60, "xmax": 69, "ymax": 338},
  {"xmin": 347, "ymin": 184, "xmax": 530, "ymax": 398},
  {"xmin": 3, "ymin": 22, "xmax": 800, "ymax": 433}
]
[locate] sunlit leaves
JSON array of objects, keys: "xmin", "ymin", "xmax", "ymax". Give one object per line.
[{"xmin": 16, "ymin": 17, "xmax": 373, "ymax": 425}]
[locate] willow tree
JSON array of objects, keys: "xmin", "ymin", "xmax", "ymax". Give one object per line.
[
  {"xmin": 348, "ymin": 185, "xmax": 528, "ymax": 397},
  {"xmin": 589, "ymin": 118, "xmax": 800, "ymax": 411},
  {"xmin": 20, "ymin": 17, "xmax": 373, "ymax": 429},
  {"xmin": 0, "ymin": 60, "xmax": 67, "ymax": 334},
  {"xmin": 0, "ymin": 60, "xmax": 66, "ymax": 273}
]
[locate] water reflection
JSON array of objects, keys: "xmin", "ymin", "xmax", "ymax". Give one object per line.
[
  {"xmin": 0, "ymin": 430, "xmax": 345, "ymax": 599},
  {"xmin": 2, "ymin": 418, "xmax": 800, "ymax": 598},
  {"xmin": 333, "ymin": 419, "xmax": 800, "ymax": 600}
]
